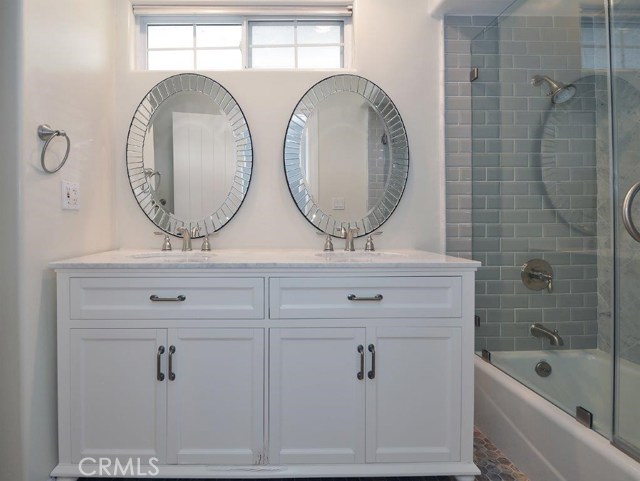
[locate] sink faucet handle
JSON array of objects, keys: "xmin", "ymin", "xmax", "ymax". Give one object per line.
[
  {"xmin": 154, "ymin": 232, "xmax": 172, "ymax": 251},
  {"xmin": 201, "ymin": 235, "xmax": 211, "ymax": 251},
  {"xmin": 316, "ymin": 232, "xmax": 335, "ymax": 251},
  {"xmin": 364, "ymin": 231, "xmax": 383, "ymax": 252}
]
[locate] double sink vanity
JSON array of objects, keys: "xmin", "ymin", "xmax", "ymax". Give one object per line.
[
  {"xmin": 51, "ymin": 72, "xmax": 479, "ymax": 480},
  {"xmin": 51, "ymin": 249, "xmax": 479, "ymax": 480}
]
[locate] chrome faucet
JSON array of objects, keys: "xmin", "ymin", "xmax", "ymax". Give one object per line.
[
  {"xmin": 530, "ymin": 323, "xmax": 564, "ymax": 346},
  {"xmin": 176, "ymin": 227, "xmax": 192, "ymax": 251},
  {"xmin": 339, "ymin": 226, "xmax": 359, "ymax": 251}
]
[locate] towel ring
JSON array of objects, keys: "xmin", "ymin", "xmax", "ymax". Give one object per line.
[{"xmin": 38, "ymin": 124, "xmax": 71, "ymax": 174}]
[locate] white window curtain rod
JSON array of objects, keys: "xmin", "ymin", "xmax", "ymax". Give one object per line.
[{"xmin": 132, "ymin": 4, "xmax": 352, "ymax": 17}]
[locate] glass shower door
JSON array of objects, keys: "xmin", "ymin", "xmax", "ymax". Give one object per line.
[{"xmin": 611, "ymin": 0, "xmax": 640, "ymax": 460}]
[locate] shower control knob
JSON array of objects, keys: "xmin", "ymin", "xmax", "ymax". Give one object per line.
[{"xmin": 521, "ymin": 259, "xmax": 553, "ymax": 293}]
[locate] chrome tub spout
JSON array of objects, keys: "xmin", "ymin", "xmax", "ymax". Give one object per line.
[{"xmin": 530, "ymin": 323, "xmax": 564, "ymax": 346}]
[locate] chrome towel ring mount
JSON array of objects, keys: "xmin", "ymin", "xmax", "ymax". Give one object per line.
[{"xmin": 38, "ymin": 124, "xmax": 70, "ymax": 173}]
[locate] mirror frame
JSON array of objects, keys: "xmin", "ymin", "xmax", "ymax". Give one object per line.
[
  {"xmin": 283, "ymin": 74, "xmax": 409, "ymax": 237},
  {"xmin": 126, "ymin": 73, "xmax": 253, "ymax": 237}
]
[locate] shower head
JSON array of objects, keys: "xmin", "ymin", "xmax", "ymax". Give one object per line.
[{"xmin": 531, "ymin": 75, "xmax": 577, "ymax": 104}]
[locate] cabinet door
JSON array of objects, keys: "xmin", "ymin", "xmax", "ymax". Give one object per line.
[
  {"xmin": 69, "ymin": 329, "xmax": 167, "ymax": 463},
  {"xmin": 167, "ymin": 328, "xmax": 264, "ymax": 465},
  {"xmin": 365, "ymin": 327, "xmax": 462, "ymax": 463},
  {"xmin": 269, "ymin": 328, "xmax": 366, "ymax": 464}
]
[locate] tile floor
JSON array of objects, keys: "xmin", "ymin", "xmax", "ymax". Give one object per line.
[{"xmin": 432, "ymin": 428, "xmax": 530, "ymax": 481}]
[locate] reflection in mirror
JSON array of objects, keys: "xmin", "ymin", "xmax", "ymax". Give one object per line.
[
  {"xmin": 537, "ymin": 75, "xmax": 640, "ymax": 237},
  {"xmin": 127, "ymin": 73, "xmax": 252, "ymax": 237},
  {"xmin": 284, "ymin": 75, "xmax": 409, "ymax": 237}
]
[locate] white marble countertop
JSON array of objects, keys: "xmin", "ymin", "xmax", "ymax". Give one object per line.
[{"xmin": 50, "ymin": 249, "xmax": 480, "ymax": 270}]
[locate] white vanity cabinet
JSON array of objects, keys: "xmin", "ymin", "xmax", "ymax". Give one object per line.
[
  {"xmin": 69, "ymin": 329, "xmax": 168, "ymax": 464},
  {"xmin": 51, "ymin": 250, "xmax": 479, "ymax": 481},
  {"xmin": 166, "ymin": 328, "xmax": 265, "ymax": 465},
  {"xmin": 68, "ymin": 327, "xmax": 264, "ymax": 466},
  {"xmin": 269, "ymin": 326, "xmax": 461, "ymax": 465},
  {"xmin": 268, "ymin": 276, "xmax": 464, "ymax": 466}
]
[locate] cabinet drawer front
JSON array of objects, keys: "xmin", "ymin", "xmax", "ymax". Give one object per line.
[
  {"xmin": 70, "ymin": 278, "xmax": 264, "ymax": 319},
  {"xmin": 270, "ymin": 277, "xmax": 462, "ymax": 319}
]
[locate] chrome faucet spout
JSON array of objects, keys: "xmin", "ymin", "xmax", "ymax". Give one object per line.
[
  {"xmin": 530, "ymin": 323, "xmax": 564, "ymax": 346},
  {"xmin": 339, "ymin": 226, "xmax": 360, "ymax": 251},
  {"xmin": 176, "ymin": 227, "xmax": 192, "ymax": 252}
]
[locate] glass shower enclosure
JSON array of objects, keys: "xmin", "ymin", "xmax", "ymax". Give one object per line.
[{"xmin": 469, "ymin": 0, "xmax": 640, "ymax": 460}]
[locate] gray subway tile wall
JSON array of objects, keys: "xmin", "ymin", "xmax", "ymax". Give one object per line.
[{"xmin": 444, "ymin": 14, "xmax": 609, "ymax": 352}]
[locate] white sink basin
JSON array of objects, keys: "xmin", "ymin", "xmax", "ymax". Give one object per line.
[
  {"xmin": 314, "ymin": 251, "xmax": 407, "ymax": 262},
  {"xmin": 129, "ymin": 251, "xmax": 215, "ymax": 262}
]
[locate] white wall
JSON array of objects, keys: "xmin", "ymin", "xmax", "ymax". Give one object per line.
[
  {"xmin": 0, "ymin": 2, "xmax": 25, "ymax": 480},
  {"xmin": 115, "ymin": 0, "xmax": 444, "ymax": 251},
  {"xmin": 2, "ymin": 1, "xmax": 117, "ymax": 480},
  {"xmin": 0, "ymin": 2, "xmax": 447, "ymax": 479}
]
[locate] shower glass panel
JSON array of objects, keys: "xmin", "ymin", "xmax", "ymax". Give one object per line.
[
  {"xmin": 470, "ymin": 0, "xmax": 614, "ymax": 438},
  {"xmin": 610, "ymin": 0, "xmax": 640, "ymax": 460}
]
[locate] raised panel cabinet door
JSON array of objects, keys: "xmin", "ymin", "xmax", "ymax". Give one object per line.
[
  {"xmin": 69, "ymin": 329, "xmax": 167, "ymax": 464},
  {"xmin": 166, "ymin": 328, "xmax": 264, "ymax": 465},
  {"xmin": 365, "ymin": 327, "xmax": 462, "ymax": 463},
  {"xmin": 269, "ymin": 328, "xmax": 366, "ymax": 464}
]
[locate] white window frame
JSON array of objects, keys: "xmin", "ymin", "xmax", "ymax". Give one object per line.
[
  {"xmin": 135, "ymin": 14, "xmax": 352, "ymax": 71},
  {"xmin": 137, "ymin": 15, "xmax": 246, "ymax": 70},
  {"xmin": 248, "ymin": 19, "xmax": 346, "ymax": 69}
]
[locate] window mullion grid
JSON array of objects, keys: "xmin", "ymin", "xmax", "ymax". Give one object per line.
[
  {"xmin": 293, "ymin": 19, "xmax": 299, "ymax": 68},
  {"xmin": 192, "ymin": 23, "xmax": 197, "ymax": 69},
  {"xmin": 243, "ymin": 18, "xmax": 250, "ymax": 69}
]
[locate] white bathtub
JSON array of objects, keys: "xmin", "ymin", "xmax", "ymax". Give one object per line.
[{"xmin": 475, "ymin": 350, "xmax": 640, "ymax": 481}]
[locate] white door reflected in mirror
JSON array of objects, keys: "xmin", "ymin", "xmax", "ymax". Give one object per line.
[{"xmin": 172, "ymin": 112, "xmax": 235, "ymax": 221}]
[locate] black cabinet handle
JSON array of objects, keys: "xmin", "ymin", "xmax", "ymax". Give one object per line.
[
  {"xmin": 368, "ymin": 344, "xmax": 376, "ymax": 379},
  {"xmin": 357, "ymin": 345, "xmax": 365, "ymax": 380},
  {"xmin": 150, "ymin": 295, "xmax": 186, "ymax": 302},
  {"xmin": 347, "ymin": 294, "xmax": 383, "ymax": 302},
  {"xmin": 156, "ymin": 346, "xmax": 165, "ymax": 381},
  {"xmin": 168, "ymin": 345, "xmax": 176, "ymax": 381}
]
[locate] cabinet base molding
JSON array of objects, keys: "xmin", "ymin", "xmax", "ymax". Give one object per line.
[{"xmin": 52, "ymin": 462, "xmax": 480, "ymax": 479}]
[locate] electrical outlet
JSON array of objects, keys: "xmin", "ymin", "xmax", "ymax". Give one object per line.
[
  {"xmin": 61, "ymin": 180, "xmax": 80, "ymax": 210},
  {"xmin": 332, "ymin": 197, "xmax": 345, "ymax": 210}
]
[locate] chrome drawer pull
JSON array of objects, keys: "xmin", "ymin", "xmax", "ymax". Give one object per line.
[
  {"xmin": 156, "ymin": 346, "xmax": 165, "ymax": 381},
  {"xmin": 347, "ymin": 294, "xmax": 383, "ymax": 302},
  {"xmin": 150, "ymin": 295, "xmax": 186, "ymax": 302},
  {"xmin": 357, "ymin": 345, "xmax": 365, "ymax": 380}
]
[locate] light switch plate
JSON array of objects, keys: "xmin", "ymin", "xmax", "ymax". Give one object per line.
[
  {"xmin": 61, "ymin": 180, "xmax": 80, "ymax": 210},
  {"xmin": 332, "ymin": 197, "xmax": 345, "ymax": 210}
]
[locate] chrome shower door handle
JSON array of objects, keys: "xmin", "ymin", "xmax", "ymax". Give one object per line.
[
  {"xmin": 623, "ymin": 181, "xmax": 640, "ymax": 242},
  {"xmin": 357, "ymin": 345, "xmax": 365, "ymax": 380}
]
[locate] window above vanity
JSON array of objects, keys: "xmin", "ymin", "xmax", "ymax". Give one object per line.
[{"xmin": 133, "ymin": 3, "xmax": 353, "ymax": 70}]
